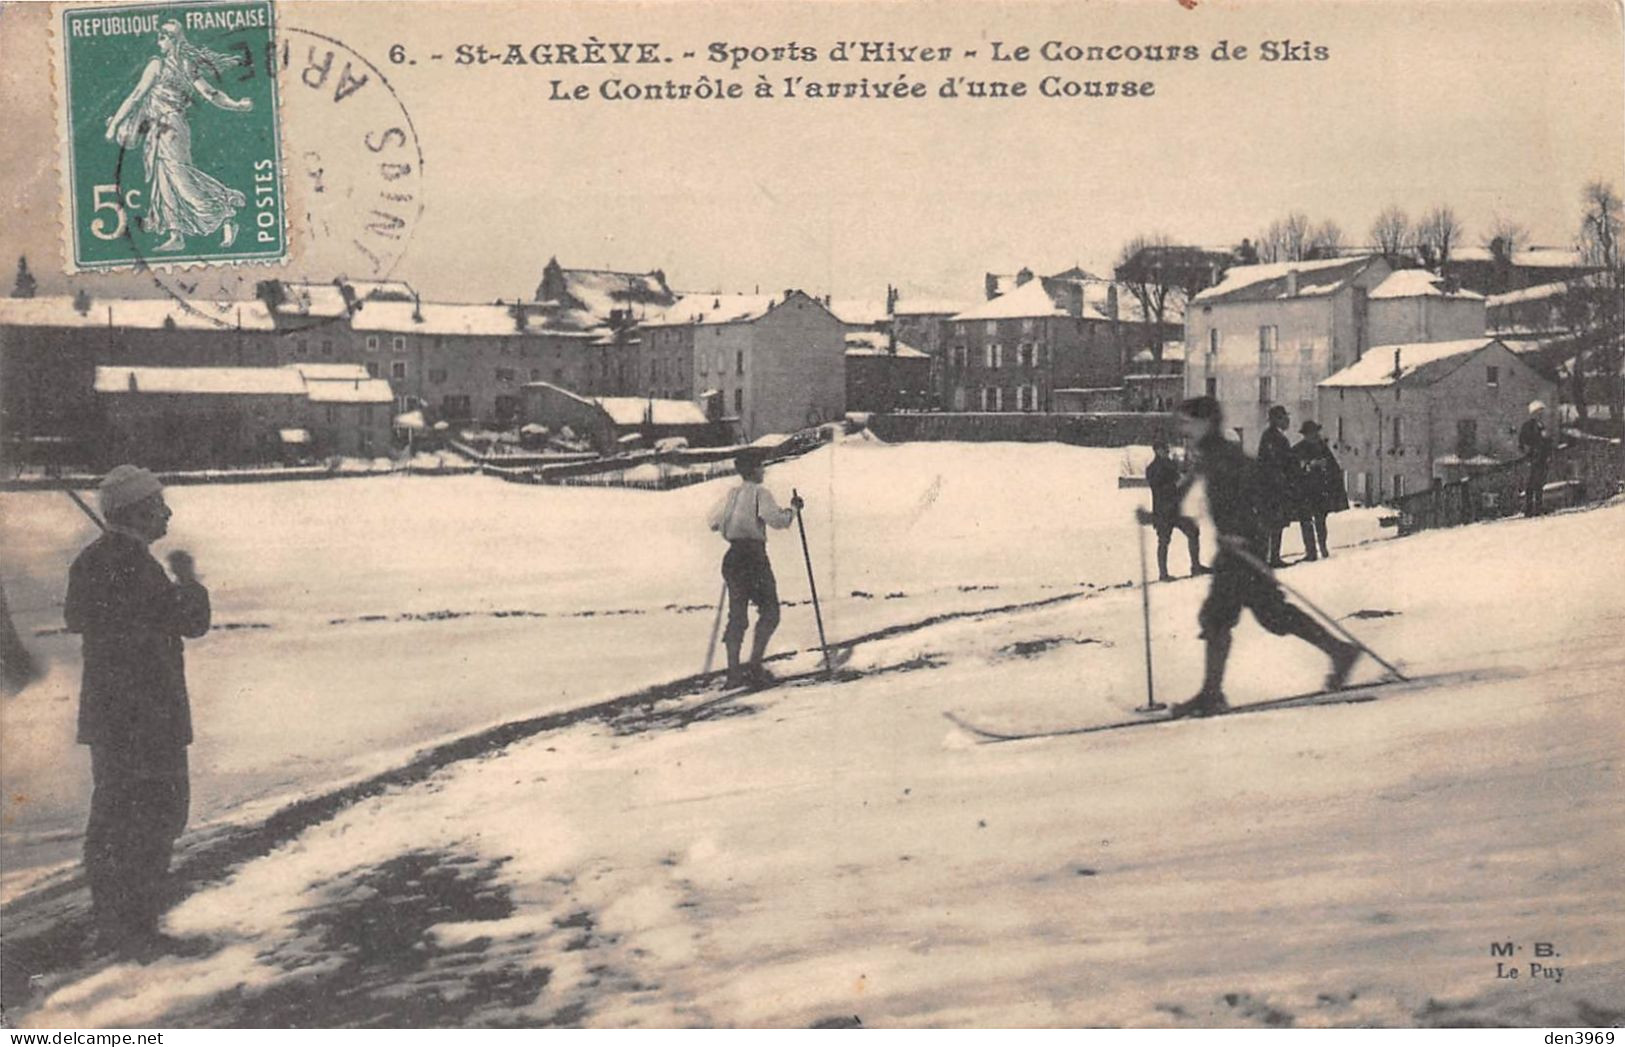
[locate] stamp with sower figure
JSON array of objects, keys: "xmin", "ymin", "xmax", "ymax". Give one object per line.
[{"xmin": 57, "ymin": 0, "xmax": 286, "ymax": 270}]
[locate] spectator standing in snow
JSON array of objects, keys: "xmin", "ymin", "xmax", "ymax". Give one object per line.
[
  {"xmin": 1518, "ymin": 400, "xmax": 1554, "ymax": 517},
  {"xmin": 1144, "ymin": 438, "xmax": 1207, "ymax": 581},
  {"xmin": 64, "ymin": 466, "xmax": 211, "ymax": 959},
  {"xmin": 1152, "ymin": 397, "xmax": 1358, "ymax": 719},
  {"xmin": 1256, "ymin": 404, "xmax": 1300, "ymax": 567},
  {"xmin": 1, "ymin": 579, "xmax": 41, "ymax": 695},
  {"xmin": 1292, "ymin": 420, "xmax": 1348, "ymax": 561},
  {"xmin": 708, "ymin": 449, "xmax": 803, "ymax": 688}
]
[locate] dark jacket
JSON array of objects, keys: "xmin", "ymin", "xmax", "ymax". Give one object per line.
[
  {"xmin": 1293, "ymin": 439, "xmax": 1350, "ymax": 515},
  {"xmin": 1191, "ymin": 431, "xmax": 1265, "ymax": 548},
  {"xmin": 1145, "ymin": 455, "xmax": 1185, "ymax": 521},
  {"xmin": 65, "ymin": 533, "xmax": 211, "ymax": 760},
  {"xmin": 1518, "ymin": 417, "xmax": 1552, "ymax": 468},
  {"xmin": 1256, "ymin": 425, "xmax": 1301, "ymax": 522}
]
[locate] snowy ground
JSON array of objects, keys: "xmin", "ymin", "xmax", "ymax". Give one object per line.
[{"xmin": 4, "ymin": 439, "xmax": 1619, "ymax": 1027}]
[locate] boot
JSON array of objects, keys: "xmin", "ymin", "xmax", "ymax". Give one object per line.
[
  {"xmin": 1324, "ymin": 638, "xmax": 1361, "ymax": 691},
  {"xmin": 1170, "ymin": 633, "xmax": 1231, "ymax": 718},
  {"xmin": 1157, "ymin": 545, "xmax": 1173, "ymax": 583},
  {"xmin": 1186, "ymin": 534, "xmax": 1206, "ymax": 576},
  {"xmin": 724, "ymin": 641, "xmax": 744, "ymax": 688}
]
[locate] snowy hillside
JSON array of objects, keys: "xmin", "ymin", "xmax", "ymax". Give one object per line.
[{"xmin": 3, "ymin": 440, "xmax": 1620, "ymax": 1027}]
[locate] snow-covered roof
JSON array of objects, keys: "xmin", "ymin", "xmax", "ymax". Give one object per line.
[
  {"xmin": 293, "ymin": 363, "xmax": 371, "ymax": 382},
  {"xmin": 1369, "ymin": 269, "xmax": 1485, "ymax": 301},
  {"xmin": 893, "ymin": 297, "xmax": 968, "ymax": 316},
  {"xmin": 1193, "ymin": 256, "xmax": 1378, "ymax": 304},
  {"xmin": 1319, "ymin": 338, "xmax": 1505, "ymax": 389},
  {"xmin": 1132, "ymin": 341, "xmax": 1186, "ymax": 364},
  {"xmin": 95, "ymin": 366, "xmax": 307, "ymax": 396},
  {"xmin": 641, "ymin": 294, "xmax": 778, "ymax": 327},
  {"xmin": 304, "ymin": 378, "xmax": 394, "ymax": 404},
  {"xmin": 349, "ymin": 301, "xmax": 521, "ymax": 337},
  {"xmin": 0, "ymin": 295, "xmax": 275, "ymax": 331},
  {"xmin": 953, "ymin": 280, "xmax": 1070, "ymax": 322},
  {"xmin": 844, "ymin": 332, "xmax": 928, "ymax": 358},
  {"xmin": 828, "ymin": 298, "xmax": 890, "ymax": 327},
  {"xmin": 534, "ymin": 264, "xmax": 677, "ymax": 333},
  {"xmin": 594, "ymin": 397, "xmax": 710, "ymax": 427},
  {"xmin": 1452, "ymin": 246, "xmax": 1587, "ymax": 268}
]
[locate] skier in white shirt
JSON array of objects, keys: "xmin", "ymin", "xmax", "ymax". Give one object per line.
[{"xmin": 708, "ymin": 449, "xmax": 804, "ymax": 687}]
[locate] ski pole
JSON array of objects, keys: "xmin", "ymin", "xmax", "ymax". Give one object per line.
[
  {"xmin": 1225, "ymin": 541, "xmax": 1408, "ymax": 680},
  {"xmin": 701, "ymin": 581, "xmax": 727, "ymax": 676},
  {"xmin": 792, "ymin": 488, "xmax": 833, "ymax": 677},
  {"xmin": 1134, "ymin": 514, "xmax": 1164, "ymax": 712},
  {"xmin": 66, "ymin": 489, "xmax": 107, "ymax": 531}
]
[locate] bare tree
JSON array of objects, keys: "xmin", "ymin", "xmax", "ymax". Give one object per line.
[
  {"xmin": 1570, "ymin": 181, "xmax": 1624, "ymax": 422},
  {"xmin": 1307, "ymin": 220, "xmax": 1346, "ymax": 259},
  {"xmin": 1114, "ymin": 235, "xmax": 1218, "ymax": 362},
  {"xmin": 1369, "ymin": 206, "xmax": 1411, "ymax": 261},
  {"xmin": 11, "ymin": 256, "xmax": 37, "ymax": 298},
  {"xmin": 1482, "ymin": 214, "xmax": 1530, "ymax": 257},
  {"xmin": 1258, "ymin": 212, "xmax": 1314, "ymax": 263},
  {"xmin": 1415, "ymin": 205, "xmax": 1464, "ymax": 271}
]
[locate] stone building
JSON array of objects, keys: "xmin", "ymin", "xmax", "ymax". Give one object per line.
[{"xmin": 1317, "ymin": 337, "xmax": 1556, "ymax": 504}]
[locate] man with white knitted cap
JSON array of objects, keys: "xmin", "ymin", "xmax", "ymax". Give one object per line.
[
  {"xmin": 1517, "ymin": 400, "xmax": 1554, "ymax": 518},
  {"xmin": 64, "ymin": 465, "xmax": 211, "ymax": 959}
]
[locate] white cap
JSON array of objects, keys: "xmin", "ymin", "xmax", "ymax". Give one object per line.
[
  {"xmin": 1528, "ymin": 400, "xmax": 1547, "ymax": 414},
  {"xmin": 97, "ymin": 464, "xmax": 162, "ymax": 517}
]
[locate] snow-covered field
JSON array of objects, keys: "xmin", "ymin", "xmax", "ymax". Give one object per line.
[{"xmin": 3, "ymin": 438, "xmax": 1619, "ymax": 1027}]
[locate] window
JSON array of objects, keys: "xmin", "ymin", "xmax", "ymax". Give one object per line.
[
  {"xmin": 1336, "ymin": 415, "xmax": 1345, "ymax": 443},
  {"xmin": 391, "ymin": 361, "xmax": 407, "ymax": 380},
  {"xmin": 1258, "ymin": 325, "xmax": 1278, "ymax": 353},
  {"xmin": 1258, "ymin": 376, "xmax": 1273, "ymax": 403},
  {"xmin": 365, "ymin": 335, "xmax": 379, "ymax": 352},
  {"xmin": 736, "ymin": 350, "xmax": 744, "ymax": 375},
  {"xmin": 984, "ymin": 321, "xmax": 998, "ymax": 336},
  {"xmin": 952, "ymin": 386, "xmax": 967, "ymax": 411},
  {"xmin": 1486, "ymin": 366, "xmax": 1500, "ymax": 388},
  {"xmin": 985, "ymin": 343, "xmax": 1003, "ymax": 370},
  {"xmin": 495, "ymin": 367, "xmax": 516, "ymax": 383},
  {"xmin": 391, "ymin": 335, "xmax": 405, "ymax": 352},
  {"xmin": 429, "ymin": 368, "xmax": 447, "ymax": 384},
  {"xmin": 955, "ymin": 322, "xmax": 967, "ymax": 335},
  {"xmin": 734, "ymin": 388, "xmax": 743, "ymax": 413},
  {"xmin": 321, "ymin": 339, "xmax": 333, "ymax": 357},
  {"xmin": 1205, "ymin": 376, "xmax": 1217, "ymax": 398},
  {"xmin": 442, "ymin": 395, "xmax": 472, "ymax": 420},
  {"xmin": 981, "ymin": 386, "xmax": 1003, "ymax": 411},
  {"xmin": 1022, "ymin": 318, "xmax": 1035, "ymax": 334},
  {"xmin": 365, "ymin": 361, "xmax": 380, "ymax": 378},
  {"xmin": 325, "ymin": 405, "xmax": 338, "ymax": 424},
  {"xmin": 295, "ymin": 338, "xmax": 308, "ymax": 358},
  {"xmin": 1017, "ymin": 343, "xmax": 1035, "ymax": 368},
  {"xmin": 1392, "ymin": 416, "xmax": 1403, "ymax": 447},
  {"xmin": 1392, "ymin": 474, "xmax": 1406, "ymax": 498},
  {"xmin": 1208, "ymin": 329, "xmax": 1219, "ymax": 354},
  {"xmin": 1456, "ymin": 418, "xmax": 1477, "ymax": 457}
]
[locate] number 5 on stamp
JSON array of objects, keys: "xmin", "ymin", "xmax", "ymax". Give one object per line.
[{"xmin": 56, "ymin": 0, "xmax": 286, "ymax": 270}]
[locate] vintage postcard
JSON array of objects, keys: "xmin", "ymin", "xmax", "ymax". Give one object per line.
[{"xmin": 1, "ymin": 0, "xmax": 1622, "ymax": 1033}]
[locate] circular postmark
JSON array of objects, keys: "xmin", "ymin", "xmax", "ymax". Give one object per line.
[{"xmin": 114, "ymin": 24, "xmax": 426, "ymax": 333}]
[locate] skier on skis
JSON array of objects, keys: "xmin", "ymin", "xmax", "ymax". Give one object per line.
[
  {"xmin": 708, "ymin": 449, "xmax": 804, "ymax": 688},
  {"xmin": 1149, "ymin": 396, "xmax": 1359, "ymax": 719},
  {"xmin": 1144, "ymin": 438, "xmax": 1208, "ymax": 581}
]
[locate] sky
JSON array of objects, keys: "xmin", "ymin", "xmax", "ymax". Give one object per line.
[{"xmin": 2, "ymin": 0, "xmax": 1622, "ymax": 306}]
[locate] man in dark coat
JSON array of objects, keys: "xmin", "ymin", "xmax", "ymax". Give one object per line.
[
  {"xmin": 1144, "ymin": 438, "xmax": 1207, "ymax": 581},
  {"xmin": 65, "ymin": 465, "xmax": 210, "ymax": 957},
  {"xmin": 1292, "ymin": 420, "xmax": 1349, "ymax": 561},
  {"xmin": 1518, "ymin": 400, "xmax": 1554, "ymax": 517},
  {"xmin": 1255, "ymin": 404, "xmax": 1299, "ymax": 567},
  {"xmin": 1150, "ymin": 397, "xmax": 1359, "ymax": 719}
]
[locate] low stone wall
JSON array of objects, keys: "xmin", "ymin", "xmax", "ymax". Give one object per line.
[{"xmin": 867, "ymin": 411, "xmax": 1178, "ymax": 448}]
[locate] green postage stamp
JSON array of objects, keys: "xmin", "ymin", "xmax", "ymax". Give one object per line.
[{"xmin": 56, "ymin": 0, "xmax": 286, "ymax": 270}]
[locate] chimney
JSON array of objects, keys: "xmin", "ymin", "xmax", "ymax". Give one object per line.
[
  {"xmin": 127, "ymin": 371, "xmax": 138, "ymax": 393},
  {"xmin": 413, "ymin": 292, "xmax": 424, "ymax": 323},
  {"xmin": 1106, "ymin": 285, "xmax": 1120, "ymax": 322},
  {"xmin": 1392, "ymin": 348, "xmax": 1402, "ymax": 379},
  {"xmin": 1285, "ymin": 269, "xmax": 1300, "ymax": 297},
  {"xmin": 1016, "ymin": 267, "xmax": 1034, "ymax": 287},
  {"xmin": 1065, "ymin": 283, "xmax": 1084, "ymax": 318},
  {"xmin": 985, "ymin": 273, "xmax": 1000, "ymax": 300}
]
